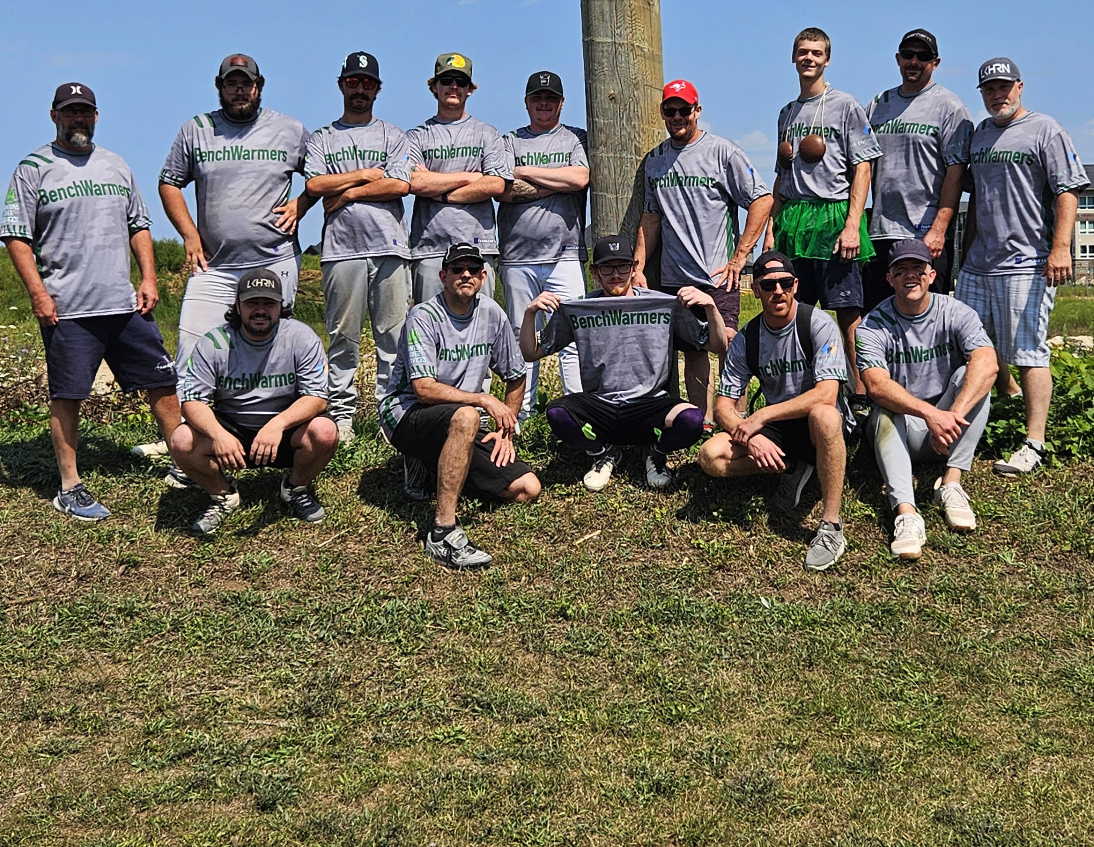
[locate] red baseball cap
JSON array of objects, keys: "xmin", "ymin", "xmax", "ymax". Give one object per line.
[{"xmin": 661, "ymin": 79, "xmax": 699, "ymax": 105}]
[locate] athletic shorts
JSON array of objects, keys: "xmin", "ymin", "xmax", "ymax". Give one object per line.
[
  {"xmin": 793, "ymin": 258, "xmax": 863, "ymax": 312},
  {"xmin": 756, "ymin": 417, "xmax": 816, "ymax": 464},
  {"xmin": 956, "ymin": 269, "xmax": 1054, "ymax": 367},
  {"xmin": 390, "ymin": 403, "xmax": 532, "ymax": 497},
  {"xmin": 213, "ymin": 412, "xmax": 322, "ymax": 469},
  {"xmin": 41, "ymin": 312, "xmax": 177, "ymax": 400},
  {"xmin": 863, "ymin": 237, "xmax": 955, "ymax": 314},
  {"xmin": 546, "ymin": 393, "xmax": 682, "ymax": 447},
  {"xmin": 669, "ymin": 285, "xmax": 740, "ymax": 352}
]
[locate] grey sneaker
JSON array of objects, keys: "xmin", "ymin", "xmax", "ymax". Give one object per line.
[
  {"xmin": 403, "ymin": 456, "xmax": 434, "ymax": 502},
  {"xmin": 644, "ymin": 447, "xmax": 673, "ymax": 489},
  {"xmin": 933, "ymin": 478, "xmax": 976, "ymax": 531},
  {"xmin": 804, "ymin": 520, "xmax": 846, "ymax": 571},
  {"xmin": 993, "ymin": 440, "xmax": 1046, "ymax": 476},
  {"xmin": 773, "ymin": 461, "xmax": 815, "ymax": 511},
  {"xmin": 583, "ymin": 445, "xmax": 623, "ymax": 492},
  {"xmin": 280, "ymin": 475, "xmax": 325, "ymax": 523},
  {"xmin": 53, "ymin": 482, "xmax": 111, "ymax": 522},
  {"xmin": 423, "ymin": 526, "xmax": 493, "ymax": 569},
  {"xmin": 131, "ymin": 439, "xmax": 169, "ymax": 458},
  {"xmin": 164, "ymin": 466, "xmax": 200, "ymax": 490},
  {"xmin": 191, "ymin": 486, "xmax": 241, "ymax": 535}
]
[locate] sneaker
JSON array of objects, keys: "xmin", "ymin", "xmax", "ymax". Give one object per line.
[
  {"xmin": 131, "ymin": 439, "xmax": 169, "ymax": 458},
  {"xmin": 280, "ymin": 475, "xmax": 325, "ymax": 523},
  {"xmin": 645, "ymin": 447, "xmax": 673, "ymax": 489},
  {"xmin": 933, "ymin": 478, "xmax": 977, "ymax": 531},
  {"xmin": 53, "ymin": 483, "xmax": 111, "ymax": 522},
  {"xmin": 164, "ymin": 466, "xmax": 200, "ymax": 490},
  {"xmin": 805, "ymin": 520, "xmax": 846, "ymax": 571},
  {"xmin": 993, "ymin": 440, "xmax": 1046, "ymax": 476},
  {"xmin": 423, "ymin": 526, "xmax": 493, "ymax": 569},
  {"xmin": 191, "ymin": 486, "xmax": 241, "ymax": 535},
  {"xmin": 890, "ymin": 512, "xmax": 927, "ymax": 560},
  {"xmin": 336, "ymin": 419, "xmax": 355, "ymax": 444},
  {"xmin": 403, "ymin": 456, "xmax": 434, "ymax": 502},
  {"xmin": 583, "ymin": 445, "xmax": 623, "ymax": 492},
  {"xmin": 773, "ymin": 461, "xmax": 815, "ymax": 511}
]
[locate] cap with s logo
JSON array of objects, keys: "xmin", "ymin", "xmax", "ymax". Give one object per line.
[
  {"xmin": 525, "ymin": 70, "xmax": 564, "ymax": 96},
  {"xmin": 340, "ymin": 51, "xmax": 381, "ymax": 83},
  {"xmin": 52, "ymin": 82, "xmax": 96, "ymax": 110}
]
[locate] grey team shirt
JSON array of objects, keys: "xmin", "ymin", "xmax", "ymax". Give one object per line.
[
  {"xmin": 304, "ymin": 118, "xmax": 412, "ymax": 261},
  {"xmin": 856, "ymin": 294, "xmax": 993, "ymax": 405},
  {"xmin": 776, "ymin": 87, "xmax": 882, "ymax": 202},
  {"xmin": 719, "ymin": 306, "xmax": 847, "ymax": 407},
  {"xmin": 378, "ymin": 294, "xmax": 525, "ymax": 438},
  {"xmin": 963, "ymin": 112, "xmax": 1089, "ymax": 275},
  {"xmin": 540, "ymin": 289, "xmax": 708, "ymax": 404},
  {"xmin": 406, "ymin": 115, "xmax": 511, "ymax": 258},
  {"xmin": 866, "ymin": 83, "xmax": 972, "ymax": 240},
  {"xmin": 498, "ymin": 124, "xmax": 589, "ymax": 265},
  {"xmin": 160, "ymin": 108, "xmax": 309, "ymax": 269},
  {"xmin": 182, "ymin": 319, "xmax": 328, "ymax": 430},
  {"xmin": 644, "ymin": 132, "xmax": 770, "ymax": 289},
  {"xmin": 1, "ymin": 143, "xmax": 151, "ymax": 318}
]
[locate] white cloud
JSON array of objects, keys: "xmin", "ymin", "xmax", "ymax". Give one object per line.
[{"xmin": 735, "ymin": 130, "xmax": 774, "ymax": 152}]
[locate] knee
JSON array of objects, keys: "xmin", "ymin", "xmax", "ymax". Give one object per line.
[
  {"xmin": 507, "ymin": 472, "xmax": 541, "ymax": 503},
  {"xmin": 698, "ymin": 434, "xmax": 731, "ymax": 477},
  {"xmin": 450, "ymin": 405, "xmax": 482, "ymax": 438},
  {"xmin": 304, "ymin": 417, "xmax": 339, "ymax": 454},
  {"xmin": 169, "ymin": 423, "xmax": 198, "ymax": 456},
  {"xmin": 808, "ymin": 404, "xmax": 843, "ymax": 436}
]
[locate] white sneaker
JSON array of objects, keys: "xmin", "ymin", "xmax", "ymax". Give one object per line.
[
  {"xmin": 131, "ymin": 439, "xmax": 169, "ymax": 458},
  {"xmin": 191, "ymin": 486, "xmax": 241, "ymax": 535},
  {"xmin": 336, "ymin": 419, "xmax": 355, "ymax": 444},
  {"xmin": 933, "ymin": 478, "xmax": 976, "ymax": 531},
  {"xmin": 993, "ymin": 440, "xmax": 1046, "ymax": 475},
  {"xmin": 583, "ymin": 445, "xmax": 622, "ymax": 492},
  {"xmin": 890, "ymin": 513, "xmax": 927, "ymax": 560},
  {"xmin": 644, "ymin": 448, "xmax": 673, "ymax": 489}
]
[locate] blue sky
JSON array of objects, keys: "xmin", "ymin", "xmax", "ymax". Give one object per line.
[{"xmin": 3, "ymin": 0, "xmax": 1090, "ymax": 252}]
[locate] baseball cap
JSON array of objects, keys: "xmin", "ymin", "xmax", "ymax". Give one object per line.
[
  {"xmin": 435, "ymin": 53, "xmax": 473, "ymax": 80},
  {"xmin": 887, "ymin": 239, "xmax": 933, "ymax": 268},
  {"xmin": 218, "ymin": 54, "xmax": 260, "ymax": 81},
  {"xmin": 442, "ymin": 242, "xmax": 485, "ymax": 267},
  {"xmin": 898, "ymin": 28, "xmax": 938, "ymax": 57},
  {"xmin": 661, "ymin": 79, "xmax": 699, "ymax": 105},
  {"xmin": 237, "ymin": 267, "xmax": 283, "ymax": 302},
  {"xmin": 340, "ymin": 52, "xmax": 381, "ymax": 83},
  {"xmin": 752, "ymin": 250, "xmax": 796, "ymax": 280},
  {"xmin": 978, "ymin": 57, "xmax": 1021, "ymax": 87},
  {"xmin": 526, "ymin": 71, "xmax": 564, "ymax": 97},
  {"xmin": 52, "ymin": 82, "xmax": 96, "ymax": 110},
  {"xmin": 591, "ymin": 234, "xmax": 635, "ymax": 266}
]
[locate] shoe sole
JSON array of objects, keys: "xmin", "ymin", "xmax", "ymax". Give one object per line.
[
  {"xmin": 805, "ymin": 540, "xmax": 846, "ymax": 572},
  {"xmin": 943, "ymin": 516, "xmax": 976, "ymax": 533},
  {"xmin": 52, "ymin": 497, "xmax": 109, "ymax": 522},
  {"xmin": 892, "ymin": 548, "xmax": 923, "ymax": 560}
]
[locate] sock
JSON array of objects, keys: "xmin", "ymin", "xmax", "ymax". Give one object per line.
[
  {"xmin": 546, "ymin": 406, "xmax": 602, "ymax": 452},
  {"xmin": 431, "ymin": 524, "xmax": 456, "ymax": 541},
  {"xmin": 657, "ymin": 406, "xmax": 705, "ymax": 453},
  {"xmin": 1026, "ymin": 438, "xmax": 1045, "ymax": 453}
]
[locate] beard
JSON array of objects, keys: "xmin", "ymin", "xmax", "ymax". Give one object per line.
[
  {"xmin": 989, "ymin": 100, "xmax": 1021, "ymax": 121},
  {"xmin": 219, "ymin": 89, "xmax": 262, "ymax": 122},
  {"xmin": 57, "ymin": 121, "xmax": 94, "ymax": 148}
]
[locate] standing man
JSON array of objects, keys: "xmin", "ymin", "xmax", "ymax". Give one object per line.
[
  {"xmin": 958, "ymin": 58, "xmax": 1089, "ymax": 475},
  {"xmin": 378, "ymin": 243, "xmax": 541, "ymax": 569},
  {"xmin": 1, "ymin": 83, "xmax": 181, "ymax": 520},
  {"xmin": 765, "ymin": 28, "xmax": 882, "ymax": 403},
  {"xmin": 635, "ymin": 79, "xmax": 772, "ymax": 428},
  {"xmin": 521, "ymin": 235, "xmax": 726, "ymax": 492},
  {"xmin": 864, "ymin": 29, "xmax": 973, "ymax": 312},
  {"xmin": 857, "ymin": 240, "xmax": 997, "ymax": 560},
  {"xmin": 699, "ymin": 251, "xmax": 852, "ymax": 572},
  {"xmin": 498, "ymin": 71, "xmax": 590, "ymax": 418},
  {"xmin": 305, "ymin": 52, "xmax": 412, "ymax": 443},
  {"xmin": 406, "ymin": 53, "xmax": 509, "ymax": 306}
]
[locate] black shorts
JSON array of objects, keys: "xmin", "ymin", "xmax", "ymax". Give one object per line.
[
  {"xmin": 41, "ymin": 312, "xmax": 177, "ymax": 400},
  {"xmin": 793, "ymin": 258, "xmax": 863, "ymax": 312},
  {"xmin": 670, "ymin": 285, "xmax": 740, "ymax": 352},
  {"xmin": 391, "ymin": 403, "xmax": 533, "ymax": 497},
  {"xmin": 215, "ymin": 413, "xmax": 303, "ymax": 469},
  {"xmin": 758, "ymin": 417, "xmax": 816, "ymax": 464},
  {"xmin": 547, "ymin": 393, "xmax": 682, "ymax": 447},
  {"xmin": 863, "ymin": 237, "xmax": 955, "ymax": 314}
]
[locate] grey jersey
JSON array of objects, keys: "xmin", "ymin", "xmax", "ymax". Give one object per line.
[
  {"xmin": 644, "ymin": 132, "xmax": 770, "ymax": 289},
  {"xmin": 540, "ymin": 289, "xmax": 708, "ymax": 404},
  {"xmin": 866, "ymin": 83, "xmax": 973, "ymax": 240},
  {"xmin": 1, "ymin": 143, "xmax": 151, "ymax": 318},
  {"xmin": 964, "ymin": 112, "xmax": 1089, "ymax": 275},
  {"xmin": 856, "ymin": 294, "xmax": 994, "ymax": 404},
  {"xmin": 498, "ymin": 124, "xmax": 589, "ymax": 265},
  {"xmin": 378, "ymin": 293, "xmax": 525, "ymax": 437},
  {"xmin": 181, "ymin": 319, "xmax": 328, "ymax": 430},
  {"xmin": 160, "ymin": 108, "xmax": 309, "ymax": 269},
  {"xmin": 776, "ymin": 87, "xmax": 882, "ymax": 202},
  {"xmin": 719, "ymin": 306, "xmax": 848, "ymax": 407},
  {"xmin": 406, "ymin": 116, "xmax": 510, "ymax": 258},
  {"xmin": 304, "ymin": 119, "xmax": 412, "ymax": 261}
]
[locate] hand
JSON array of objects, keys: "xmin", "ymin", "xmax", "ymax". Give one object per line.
[
  {"xmin": 30, "ymin": 291, "xmax": 58, "ymax": 327},
  {"xmin": 526, "ymin": 291, "xmax": 562, "ymax": 316},
  {"xmin": 747, "ymin": 433, "xmax": 786, "ymax": 472},
  {"xmin": 323, "ymin": 191, "xmax": 351, "ymax": 214},
  {"xmin": 833, "ymin": 222, "xmax": 861, "ymax": 261},
  {"xmin": 273, "ymin": 197, "xmax": 304, "ymax": 234},
  {"xmin": 182, "ymin": 234, "xmax": 209, "ymax": 275},
  {"xmin": 211, "ymin": 430, "xmax": 248, "ymax": 472},
  {"xmin": 729, "ymin": 413, "xmax": 765, "ymax": 445},
  {"xmin": 249, "ymin": 421, "xmax": 285, "ymax": 466},
  {"xmin": 923, "ymin": 407, "xmax": 968, "ymax": 456},
  {"xmin": 922, "ymin": 228, "xmax": 946, "ymax": 259},
  {"xmin": 136, "ymin": 277, "xmax": 160, "ymax": 314},
  {"xmin": 481, "ymin": 431, "xmax": 516, "ymax": 466},
  {"xmin": 1043, "ymin": 246, "xmax": 1073, "ymax": 287},
  {"xmin": 480, "ymin": 394, "xmax": 517, "ymax": 437},
  {"xmin": 676, "ymin": 286, "xmax": 715, "ymax": 310},
  {"xmin": 715, "ymin": 253, "xmax": 749, "ymax": 290},
  {"xmin": 632, "ymin": 266, "xmax": 649, "ymax": 289}
]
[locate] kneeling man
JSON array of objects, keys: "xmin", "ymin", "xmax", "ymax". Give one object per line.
[
  {"xmin": 856, "ymin": 239, "xmax": 996, "ymax": 559},
  {"xmin": 379, "ymin": 242, "xmax": 541, "ymax": 568},
  {"xmin": 699, "ymin": 250, "xmax": 851, "ymax": 571},
  {"xmin": 521, "ymin": 234, "xmax": 727, "ymax": 491},
  {"xmin": 171, "ymin": 268, "xmax": 338, "ymax": 534}
]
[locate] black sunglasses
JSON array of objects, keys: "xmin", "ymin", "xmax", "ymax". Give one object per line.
[
  {"xmin": 661, "ymin": 104, "xmax": 696, "ymax": 118},
  {"xmin": 899, "ymin": 49, "xmax": 935, "ymax": 62},
  {"xmin": 755, "ymin": 275, "xmax": 795, "ymax": 292},
  {"xmin": 437, "ymin": 74, "xmax": 471, "ymax": 88},
  {"xmin": 447, "ymin": 263, "xmax": 484, "ymax": 275}
]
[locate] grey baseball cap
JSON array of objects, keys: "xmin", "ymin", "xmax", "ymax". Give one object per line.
[
  {"xmin": 887, "ymin": 239, "xmax": 933, "ymax": 268},
  {"xmin": 237, "ymin": 267, "xmax": 283, "ymax": 302},
  {"xmin": 218, "ymin": 54, "xmax": 260, "ymax": 80},
  {"xmin": 978, "ymin": 57, "xmax": 1021, "ymax": 87}
]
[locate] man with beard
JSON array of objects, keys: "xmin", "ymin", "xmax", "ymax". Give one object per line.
[
  {"xmin": 863, "ymin": 29, "xmax": 972, "ymax": 311},
  {"xmin": 1, "ymin": 83, "xmax": 181, "ymax": 521},
  {"xmin": 304, "ymin": 52, "xmax": 412, "ymax": 443},
  {"xmin": 958, "ymin": 58, "xmax": 1089, "ymax": 475},
  {"xmin": 170, "ymin": 268, "xmax": 337, "ymax": 535}
]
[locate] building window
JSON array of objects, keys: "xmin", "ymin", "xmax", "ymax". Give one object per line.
[
  {"xmin": 1082, "ymin": 245, "xmax": 1092, "ymax": 257},
  {"xmin": 1080, "ymin": 221, "xmax": 1094, "ymax": 234},
  {"xmin": 1080, "ymin": 195, "xmax": 1094, "ymax": 210}
]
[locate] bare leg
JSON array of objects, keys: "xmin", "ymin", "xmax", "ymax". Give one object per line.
[
  {"xmin": 995, "ymin": 352, "xmax": 1021, "ymax": 395},
  {"xmin": 51, "ymin": 399, "xmax": 82, "ymax": 490},
  {"xmin": 147, "ymin": 386, "xmax": 182, "ymax": 442},
  {"xmin": 1018, "ymin": 365, "xmax": 1052, "ymax": 443},
  {"xmin": 499, "ymin": 472, "xmax": 541, "ymax": 503},
  {"xmin": 698, "ymin": 432, "xmax": 778, "ymax": 477},
  {"xmin": 169, "ymin": 424, "xmax": 233, "ymax": 495},
  {"xmin": 434, "ymin": 406, "xmax": 481, "ymax": 527},
  {"xmin": 809, "ymin": 405, "xmax": 845, "ymax": 525},
  {"xmin": 835, "ymin": 307, "xmax": 864, "ymax": 396},
  {"xmin": 287, "ymin": 417, "xmax": 339, "ymax": 487}
]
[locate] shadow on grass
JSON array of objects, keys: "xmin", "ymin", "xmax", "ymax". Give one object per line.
[
  {"xmin": 153, "ymin": 469, "xmax": 304, "ymax": 537},
  {"xmin": 0, "ymin": 430, "xmax": 153, "ymax": 501}
]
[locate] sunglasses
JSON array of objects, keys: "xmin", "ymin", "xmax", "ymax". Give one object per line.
[
  {"xmin": 342, "ymin": 77, "xmax": 378, "ymax": 90},
  {"xmin": 447, "ymin": 263, "xmax": 484, "ymax": 275},
  {"xmin": 755, "ymin": 275, "xmax": 795, "ymax": 292},
  {"xmin": 899, "ymin": 49, "xmax": 935, "ymax": 62},
  {"xmin": 596, "ymin": 263, "xmax": 635, "ymax": 277},
  {"xmin": 661, "ymin": 104, "xmax": 696, "ymax": 118},
  {"xmin": 437, "ymin": 74, "xmax": 471, "ymax": 88}
]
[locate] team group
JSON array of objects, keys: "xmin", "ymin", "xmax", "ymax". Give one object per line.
[{"xmin": 1, "ymin": 26, "xmax": 1087, "ymax": 570}]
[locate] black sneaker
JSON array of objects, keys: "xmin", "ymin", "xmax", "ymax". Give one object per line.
[{"xmin": 280, "ymin": 475, "xmax": 325, "ymax": 523}]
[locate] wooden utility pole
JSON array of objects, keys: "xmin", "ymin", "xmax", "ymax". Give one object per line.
[{"xmin": 581, "ymin": 0, "xmax": 665, "ymax": 245}]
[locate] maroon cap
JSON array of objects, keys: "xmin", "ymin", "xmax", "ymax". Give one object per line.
[
  {"xmin": 218, "ymin": 54, "xmax": 260, "ymax": 80},
  {"xmin": 52, "ymin": 82, "xmax": 96, "ymax": 110}
]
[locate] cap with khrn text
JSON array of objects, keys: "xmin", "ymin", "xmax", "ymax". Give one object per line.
[
  {"xmin": 237, "ymin": 267, "xmax": 283, "ymax": 302},
  {"xmin": 978, "ymin": 57, "xmax": 1020, "ymax": 87}
]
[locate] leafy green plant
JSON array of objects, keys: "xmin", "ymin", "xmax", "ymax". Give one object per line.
[{"xmin": 151, "ymin": 238, "xmax": 187, "ymax": 275}]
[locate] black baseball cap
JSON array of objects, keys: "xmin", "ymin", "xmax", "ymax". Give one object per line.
[
  {"xmin": 442, "ymin": 242, "xmax": 485, "ymax": 268},
  {"xmin": 526, "ymin": 71, "xmax": 564, "ymax": 97},
  {"xmin": 340, "ymin": 52, "xmax": 381, "ymax": 83},
  {"xmin": 887, "ymin": 239, "xmax": 933, "ymax": 268},
  {"xmin": 218, "ymin": 54, "xmax": 260, "ymax": 80},
  {"xmin": 52, "ymin": 82, "xmax": 96, "ymax": 110},
  {"xmin": 435, "ymin": 53, "xmax": 473, "ymax": 80},
  {"xmin": 237, "ymin": 267, "xmax": 283, "ymax": 302},
  {"xmin": 978, "ymin": 57, "xmax": 1021, "ymax": 87},
  {"xmin": 752, "ymin": 250, "xmax": 796, "ymax": 280},
  {"xmin": 591, "ymin": 234, "xmax": 635, "ymax": 266},
  {"xmin": 899, "ymin": 29, "xmax": 938, "ymax": 57}
]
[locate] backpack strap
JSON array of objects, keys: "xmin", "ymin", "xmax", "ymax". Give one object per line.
[
  {"xmin": 745, "ymin": 314, "xmax": 762, "ymax": 378},
  {"xmin": 795, "ymin": 302, "xmax": 815, "ymax": 387}
]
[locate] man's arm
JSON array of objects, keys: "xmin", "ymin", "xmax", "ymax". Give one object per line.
[
  {"xmin": 633, "ymin": 211, "xmax": 662, "ymax": 288},
  {"xmin": 923, "ymin": 163, "xmax": 966, "ymax": 259},
  {"xmin": 677, "ymin": 287, "xmax": 728, "ymax": 355},
  {"xmin": 273, "ymin": 191, "xmax": 316, "ymax": 234},
  {"xmin": 3, "ymin": 237, "xmax": 57, "ymax": 326},
  {"xmin": 181, "ymin": 399, "xmax": 248, "ymax": 471},
  {"xmin": 411, "ymin": 377, "xmax": 518, "ymax": 436},
  {"xmin": 834, "ymin": 161, "xmax": 872, "ymax": 260},
  {"xmin": 763, "ymin": 175, "xmax": 783, "ymax": 251},
  {"xmin": 322, "ymin": 178, "xmax": 411, "ymax": 213},
  {"xmin": 131, "ymin": 229, "xmax": 159, "ymax": 314},
  {"xmin": 445, "ymin": 175, "xmax": 505, "ymax": 203},
  {"xmin": 1046, "ymin": 189, "xmax": 1080, "ymax": 285},
  {"xmin": 159, "ymin": 182, "xmax": 208, "ymax": 273},
  {"xmin": 305, "ymin": 168, "xmax": 386, "ymax": 196},
  {"xmin": 409, "ymin": 169, "xmax": 478, "ymax": 198},
  {"xmin": 248, "ymin": 395, "xmax": 329, "ymax": 466},
  {"xmin": 861, "ymin": 365, "xmax": 972, "ymax": 454},
  {"xmin": 722, "ymin": 194, "xmax": 775, "ymax": 288},
  {"xmin": 728, "ymin": 380, "xmax": 840, "ymax": 449},
  {"xmin": 519, "ymin": 292, "xmax": 562, "ymax": 362},
  {"xmin": 949, "ymin": 346, "xmax": 998, "ymax": 419},
  {"xmin": 480, "ymin": 376, "xmax": 526, "ymax": 466},
  {"xmin": 499, "ymin": 180, "xmax": 553, "ymax": 204},
  {"xmin": 513, "ymin": 164, "xmax": 589, "ymax": 192}
]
